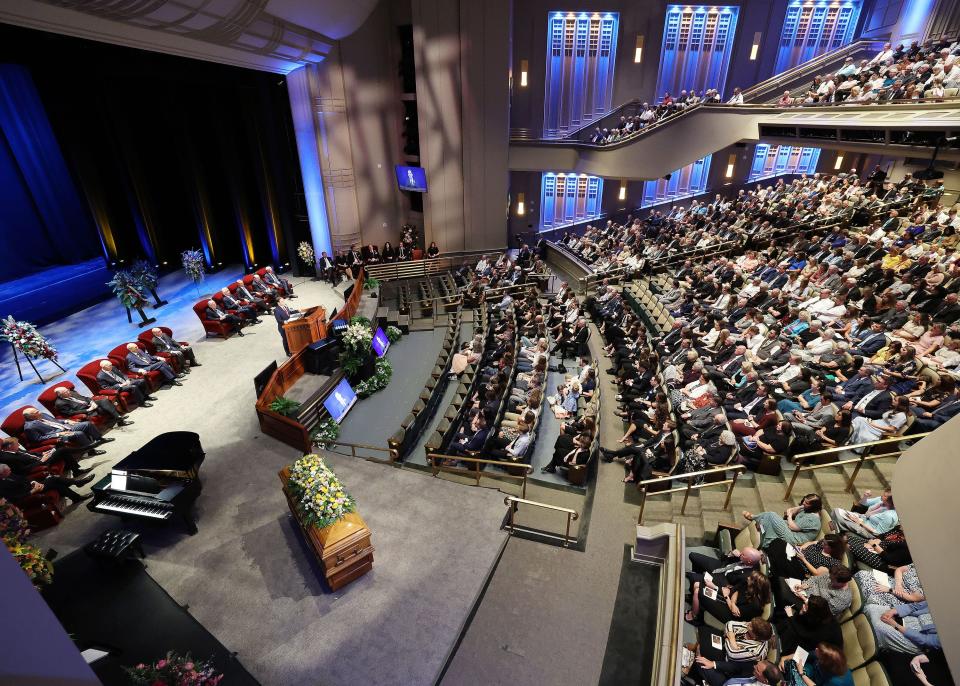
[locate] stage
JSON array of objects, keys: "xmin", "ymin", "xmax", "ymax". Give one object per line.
[
  {"xmin": 24, "ymin": 273, "xmax": 510, "ymax": 686},
  {"xmin": 0, "ymin": 258, "xmax": 111, "ymax": 326}
]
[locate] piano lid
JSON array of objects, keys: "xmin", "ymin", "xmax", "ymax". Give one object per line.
[{"xmin": 113, "ymin": 431, "xmax": 205, "ymax": 473}]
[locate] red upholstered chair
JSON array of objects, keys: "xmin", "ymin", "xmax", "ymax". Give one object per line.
[
  {"xmin": 37, "ymin": 380, "xmax": 113, "ymax": 427},
  {"xmin": 16, "ymin": 492, "xmax": 64, "ymax": 531},
  {"xmin": 107, "ymin": 343, "xmax": 164, "ymax": 391},
  {"xmin": 256, "ymin": 267, "xmax": 291, "ymax": 297},
  {"xmin": 76, "ymin": 359, "xmax": 136, "ymax": 412},
  {"xmin": 193, "ymin": 299, "xmax": 234, "ymax": 338},
  {"xmin": 2, "ymin": 407, "xmax": 61, "ymax": 453},
  {"xmin": 243, "ymin": 274, "xmax": 277, "ymax": 304},
  {"xmin": 213, "ymin": 290, "xmax": 253, "ymax": 322},
  {"xmin": 136, "ymin": 327, "xmax": 182, "ymax": 373}
]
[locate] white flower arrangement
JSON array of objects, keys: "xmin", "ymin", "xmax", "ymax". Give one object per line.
[
  {"xmin": 297, "ymin": 242, "xmax": 315, "ymax": 266},
  {"xmin": 341, "ymin": 322, "xmax": 373, "ymax": 351},
  {"xmin": 286, "ymin": 454, "xmax": 356, "ymax": 529}
]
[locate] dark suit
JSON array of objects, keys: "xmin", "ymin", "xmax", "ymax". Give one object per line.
[
  {"xmin": 851, "ymin": 331, "xmax": 887, "ymax": 356},
  {"xmin": 235, "ymin": 285, "xmax": 268, "ymax": 312},
  {"xmin": 221, "ymin": 295, "xmax": 258, "ymax": 321},
  {"xmin": 153, "ymin": 333, "xmax": 198, "ymax": 368},
  {"xmin": 54, "ymin": 391, "xmax": 122, "ymax": 424},
  {"xmin": 274, "ymin": 305, "xmax": 300, "ymax": 355},
  {"xmin": 23, "ymin": 414, "xmax": 101, "ymax": 448},
  {"xmin": 126, "ymin": 350, "xmax": 176, "ymax": 382},
  {"xmin": 0, "ymin": 472, "xmax": 85, "ymax": 503},
  {"xmin": 851, "ymin": 389, "xmax": 892, "ymax": 419},
  {"xmin": 97, "ymin": 368, "xmax": 151, "ymax": 405},
  {"xmin": 264, "ymin": 270, "xmax": 293, "ymax": 295},
  {"xmin": 450, "ymin": 428, "xmax": 490, "ymax": 456},
  {"xmin": 0, "ymin": 446, "xmax": 82, "ymax": 475}
]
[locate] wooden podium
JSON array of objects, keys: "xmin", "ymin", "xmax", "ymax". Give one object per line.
[
  {"xmin": 283, "ymin": 306, "xmax": 327, "ymax": 354},
  {"xmin": 279, "ymin": 466, "xmax": 374, "ymax": 590}
]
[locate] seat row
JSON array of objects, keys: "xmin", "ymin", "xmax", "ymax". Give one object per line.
[{"xmin": 192, "ymin": 267, "xmax": 292, "ymax": 338}]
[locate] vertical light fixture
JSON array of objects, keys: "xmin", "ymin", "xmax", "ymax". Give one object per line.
[
  {"xmin": 520, "ymin": 60, "xmax": 529, "ymax": 87},
  {"xmin": 725, "ymin": 153, "xmax": 737, "ymax": 178},
  {"xmin": 750, "ymin": 32, "xmax": 761, "ymax": 61},
  {"xmin": 618, "ymin": 181, "xmax": 627, "ymax": 200},
  {"xmin": 634, "ymin": 35, "xmax": 645, "ymax": 63},
  {"xmin": 834, "ymin": 154, "xmax": 845, "ymax": 170},
  {"xmin": 517, "ymin": 192, "xmax": 526, "ymax": 216}
]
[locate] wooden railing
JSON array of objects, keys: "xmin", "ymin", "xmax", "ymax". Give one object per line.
[
  {"xmin": 636, "ymin": 464, "xmax": 746, "ymax": 525},
  {"xmin": 364, "ymin": 250, "xmax": 492, "ymax": 282},
  {"xmin": 503, "ymin": 496, "xmax": 580, "ymax": 547},
  {"xmin": 426, "ymin": 453, "xmax": 533, "ymax": 498},
  {"xmin": 783, "ymin": 432, "xmax": 931, "ymax": 501}
]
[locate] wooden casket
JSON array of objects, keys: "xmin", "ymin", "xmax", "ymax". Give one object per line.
[{"xmin": 279, "ymin": 466, "xmax": 374, "ymax": 590}]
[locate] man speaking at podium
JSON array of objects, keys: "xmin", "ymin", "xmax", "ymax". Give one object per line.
[{"xmin": 274, "ymin": 297, "xmax": 301, "ymax": 356}]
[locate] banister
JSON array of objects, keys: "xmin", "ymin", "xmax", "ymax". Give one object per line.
[
  {"xmin": 324, "ymin": 440, "xmax": 399, "ymax": 463},
  {"xmin": 791, "ymin": 432, "xmax": 930, "ymax": 461},
  {"xmin": 503, "ymin": 495, "xmax": 580, "ymax": 547},
  {"xmin": 427, "ymin": 453, "xmax": 532, "ymax": 497},
  {"xmin": 636, "ymin": 464, "xmax": 746, "ymax": 525}
]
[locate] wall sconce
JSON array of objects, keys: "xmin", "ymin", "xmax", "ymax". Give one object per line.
[
  {"xmin": 516, "ymin": 192, "xmax": 526, "ymax": 216},
  {"xmin": 520, "ymin": 60, "xmax": 528, "ymax": 88},
  {"xmin": 634, "ymin": 35, "xmax": 645, "ymax": 64},
  {"xmin": 834, "ymin": 154, "xmax": 844, "ymax": 170},
  {"xmin": 750, "ymin": 32, "xmax": 761, "ymax": 61},
  {"xmin": 618, "ymin": 181, "xmax": 627, "ymax": 201},
  {"xmin": 725, "ymin": 153, "xmax": 737, "ymax": 178}
]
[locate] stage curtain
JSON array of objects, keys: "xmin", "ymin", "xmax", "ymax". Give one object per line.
[{"xmin": 0, "ymin": 64, "xmax": 100, "ymax": 284}]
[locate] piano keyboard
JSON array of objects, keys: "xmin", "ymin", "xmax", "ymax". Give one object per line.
[{"xmin": 93, "ymin": 496, "xmax": 174, "ymax": 520}]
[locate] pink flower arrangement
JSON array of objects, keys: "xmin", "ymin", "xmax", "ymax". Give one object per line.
[{"xmin": 125, "ymin": 652, "xmax": 223, "ymax": 685}]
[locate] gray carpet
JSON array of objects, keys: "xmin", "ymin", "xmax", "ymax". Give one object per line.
[{"xmin": 31, "ymin": 277, "xmax": 508, "ymax": 686}]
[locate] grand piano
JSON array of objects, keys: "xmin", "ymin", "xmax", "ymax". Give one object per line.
[{"xmin": 88, "ymin": 431, "xmax": 205, "ymax": 534}]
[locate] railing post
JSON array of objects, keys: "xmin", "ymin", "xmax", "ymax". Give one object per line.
[
  {"xmin": 681, "ymin": 479, "xmax": 692, "ymax": 515},
  {"xmin": 845, "ymin": 453, "xmax": 869, "ymax": 493},
  {"xmin": 724, "ymin": 470, "xmax": 739, "ymax": 510},
  {"xmin": 784, "ymin": 457, "xmax": 803, "ymax": 501},
  {"xmin": 507, "ymin": 498, "xmax": 516, "ymax": 534},
  {"xmin": 563, "ymin": 513, "xmax": 572, "ymax": 548},
  {"xmin": 521, "ymin": 474, "xmax": 527, "ymax": 499},
  {"xmin": 638, "ymin": 487, "xmax": 647, "ymax": 525},
  {"xmin": 475, "ymin": 460, "xmax": 481, "ymax": 487}
]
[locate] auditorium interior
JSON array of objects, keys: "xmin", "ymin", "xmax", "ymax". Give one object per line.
[{"xmin": 3, "ymin": 1, "xmax": 960, "ymax": 685}]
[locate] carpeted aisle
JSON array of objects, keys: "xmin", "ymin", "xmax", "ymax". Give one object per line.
[{"xmin": 29, "ymin": 276, "xmax": 509, "ymax": 686}]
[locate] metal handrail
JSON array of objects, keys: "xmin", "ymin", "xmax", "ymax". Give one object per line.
[
  {"xmin": 783, "ymin": 432, "xmax": 931, "ymax": 500},
  {"xmin": 427, "ymin": 453, "xmax": 532, "ymax": 497},
  {"xmin": 636, "ymin": 464, "xmax": 746, "ymax": 525},
  {"xmin": 503, "ymin": 495, "xmax": 580, "ymax": 547},
  {"xmin": 325, "ymin": 440, "xmax": 399, "ymax": 463}
]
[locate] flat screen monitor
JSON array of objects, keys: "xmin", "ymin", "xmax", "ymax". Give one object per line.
[
  {"xmin": 372, "ymin": 327, "xmax": 390, "ymax": 357},
  {"xmin": 254, "ymin": 360, "xmax": 278, "ymax": 398},
  {"xmin": 323, "ymin": 377, "xmax": 357, "ymax": 423},
  {"xmin": 395, "ymin": 165, "xmax": 427, "ymax": 193}
]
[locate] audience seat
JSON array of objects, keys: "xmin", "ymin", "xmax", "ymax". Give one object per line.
[
  {"xmin": 37, "ymin": 380, "xmax": 112, "ymax": 427},
  {"xmin": 2, "ymin": 407, "xmax": 62, "ymax": 453},
  {"xmin": 838, "ymin": 577, "xmax": 864, "ymax": 624},
  {"xmin": 212, "ymin": 291, "xmax": 251, "ymax": 321},
  {"xmin": 852, "ymin": 661, "xmax": 892, "ymax": 686},
  {"xmin": 76, "ymin": 359, "xmax": 137, "ymax": 412},
  {"xmin": 107, "ymin": 343, "xmax": 164, "ymax": 391},
  {"xmin": 255, "ymin": 267, "xmax": 291, "ymax": 297},
  {"xmin": 842, "ymin": 613, "xmax": 877, "ymax": 670},
  {"xmin": 16, "ymin": 491, "xmax": 64, "ymax": 531},
  {"xmin": 193, "ymin": 299, "xmax": 234, "ymax": 338}
]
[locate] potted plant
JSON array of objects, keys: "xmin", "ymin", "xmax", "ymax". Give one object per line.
[
  {"xmin": 181, "ymin": 248, "xmax": 206, "ymax": 297},
  {"xmin": 107, "ymin": 270, "xmax": 155, "ymax": 328},
  {"xmin": 364, "ymin": 276, "xmax": 380, "ymax": 297},
  {"xmin": 311, "ymin": 417, "xmax": 340, "ymax": 449},
  {"xmin": 339, "ymin": 322, "xmax": 375, "ymax": 383},
  {"xmin": 130, "ymin": 259, "xmax": 167, "ymax": 308},
  {"xmin": 269, "ymin": 396, "xmax": 302, "ymax": 417}
]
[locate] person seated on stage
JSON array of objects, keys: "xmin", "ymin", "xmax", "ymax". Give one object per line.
[
  {"xmin": 427, "ymin": 241, "xmax": 440, "ymax": 258},
  {"xmin": 53, "ymin": 386, "xmax": 130, "ymax": 426},
  {"xmin": 0, "ymin": 463, "xmax": 93, "ymax": 505},
  {"xmin": 396, "ymin": 242, "xmax": 411, "ymax": 262},
  {"xmin": 21, "ymin": 407, "xmax": 109, "ymax": 456},
  {"xmin": 205, "ymin": 300, "xmax": 244, "ymax": 336},
  {"xmin": 742, "ymin": 493, "xmax": 824, "ymax": 550},
  {"xmin": 97, "ymin": 360, "xmax": 155, "ymax": 406},
  {"xmin": 685, "ymin": 617, "xmax": 774, "ymax": 686},
  {"xmin": 234, "ymin": 280, "xmax": 269, "ymax": 313},
  {"xmin": 250, "ymin": 274, "xmax": 279, "ymax": 301},
  {"xmin": 125, "ymin": 343, "xmax": 182, "ymax": 386},
  {"xmin": 362, "ymin": 244, "xmax": 381, "ymax": 263},
  {"xmin": 150, "ymin": 328, "xmax": 200, "ymax": 371},
  {"xmin": 219, "ymin": 288, "xmax": 261, "ymax": 324},
  {"xmin": 348, "ymin": 244, "xmax": 364, "ymax": 274},
  {"xmin": 317, "ymin": 251, "xmax": 338, "ymax": 283},
  {"xmin": 263, "ymin": 266, "xmax": 294, "ymax": 297},
  {"xmin": 0, "ymin": 436, "xmax": 92, "ymax": 478},
  {"xmin": 381, "ymin": 242, "xmax": 397, "ymax": 262}
]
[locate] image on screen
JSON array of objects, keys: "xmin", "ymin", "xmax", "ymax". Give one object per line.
[
  {"xmin": 372, "ymin": 327, "xmax": 390, "ymax": 357},
  {"xmin": 395, "ymin": 165, "xmax": 427, "ymax": 193},
  {"xmin": 323, "ymin": 378, "xmax": 358, "ymax": 423}
]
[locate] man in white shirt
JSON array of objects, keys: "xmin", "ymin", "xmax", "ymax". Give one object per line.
[
  {"xmin": 727, "ymin": 87, "xmax": 744, "ymax": 105},
  {"xmin": 869, "ymin": 42, "xmax": 894, "ymax": 66}
]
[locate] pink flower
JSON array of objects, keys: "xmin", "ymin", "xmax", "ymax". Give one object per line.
[
  {"xmin": 156, "ymin": 659, "xmax": 167, "ymax": 669},
  {"xmin": 185, "ymin": 663, "xmax": 194, "ymax": 670}
]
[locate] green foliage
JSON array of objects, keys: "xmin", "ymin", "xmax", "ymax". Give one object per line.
[
  {"xmin": 310, "ymin": 417, "xmax": 341, "ymax": 449},
  {"xmin": 364, "ymin": 276, "xmax": 380, "ymax": 290},
  {"xmin": 386, "ymin": 326, "xmax": 402, "ymax": 343},
  {"xmin": 269, "ymin": 396, "xmax": 301, "ymax": 417},
  {"xmin": 107, "ymin": 271, "xmax": 147, "ymax": 309},
  {"xmin": 355, "ymin": 358, "xmax": 393, "ymax": 398},
  {"xmin": 349, "ymin": 315, "xmax": 372, "ymax": 328}
]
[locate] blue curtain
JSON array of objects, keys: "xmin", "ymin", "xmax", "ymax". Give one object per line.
[{"xmin": 0, "ymin": 64, "xmax": 100, "ymax": 283}]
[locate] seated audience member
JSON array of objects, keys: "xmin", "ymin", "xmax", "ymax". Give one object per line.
[
  {"xmin": 447, "ymin": 412, "xmax": 489, "ymax": 458},
  {"xmin": 766, "ymin": 532, "xmax": 848, "ymax": 580},
  {"xmin": 856, "ymin": 562, "xmax": 924, "ymax": 609},
  {"xmin": 687, "ymin": 546, "xmax": 764, "ymax": 589},
  {"xmin": 150, "ymin": 328, "xmax": 200, "ymax": 370},
  {"xmin": 220, "ymin": 287, "xmax": 261, "ymax": 323},
  {"xmin": 781, "ymin": 642, "xmax": 853, "ymax": 686},
  {"xmin": 867, "ymin": 601, "xmax": 940, "ymax": 655},
  {"xmin": 205, "ymin": 299, "xmax": 244, "ymax": 336},
  {"xmin": 688, "ymin": 570, "xmax": 771, "ymax": 625},
  {"xmin": 848, "ymin": 395, "xmax": 909, "ymax": 447},
  {"xmin": 427, "ymin": 241, "xmax": 440, "ymax": 258},
  {"xmin": 125, "ymin": 343, "xmax": 181, "ymax": 386},
  {"xmin": 742, "ymin": 494, "xmax": 823, "ymax": 549},
  {"xmin": 776, "ymin": 595, "xmax": 843, "ymax": 654},
  {"xmin": 263, "ymin": 266, "xmax": 294, "ymax": 296},
  {"xmin": 97, "ymin": 360, "xmax": 155, "ymax": 406},
  {"xmin": 541, "ymin": 430, "xmax": 592, "ymax": 474},
  {"xmin": 21, "ymin": 407, "xmax": 109, "ymax": 456},
  {"xmin": 845, "ymin": 525, "xmax": 911, "ymax": 572},
  {"xmin": 781, "ymin": 567, "xmax": 853, "ymax": 623},
  {"xmin": 486, "ymin": 422, "xmax": 533, "ymax": 464},
  {"xmin": 0, "ymin": 462, "xmax": 93, "ymax": 504},
  {"xmin": 737, "ymin": 419, "xmax": 793, "ymax": 470},
  {"xmin": 53, "ymin": 386, "xmax": 129, "ymax": 426},
  {"xmin": 0, "ymin": 436, "xmax": 92, "ymax": 478},
  {"xmin": 832, "ymin": 488, "xmax": 897, "ymax": 538},
  {"xmin": 234, "ymin": 280, "xmax": 269, "ymax": 313},
  {"xmin": 687, "ymin": 617, "xmax": 773, "ymax": 686},
  {"xmin": 316, "ymin": 251, "xmax": 337, "ymax": 283}
]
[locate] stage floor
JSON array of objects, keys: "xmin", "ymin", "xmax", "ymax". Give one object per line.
[{"xmin": 28, "ymin": 274, "xmax": 509, "ymax": 686}]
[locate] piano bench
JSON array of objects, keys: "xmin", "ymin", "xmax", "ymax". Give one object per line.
[{"xmin": 85, "ymin": 530, "xmax": 145, "ymax": 562}]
